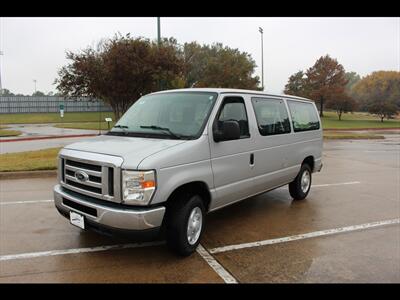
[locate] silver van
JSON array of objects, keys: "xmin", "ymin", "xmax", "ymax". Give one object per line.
[{"xmin": 54, "ymin": 88, "xmax": 323, "ymax": 256}]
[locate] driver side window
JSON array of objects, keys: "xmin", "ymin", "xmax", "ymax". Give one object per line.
[{"xmin": 216, "ymin": 97, "xmax": 250, "ymax": 138}]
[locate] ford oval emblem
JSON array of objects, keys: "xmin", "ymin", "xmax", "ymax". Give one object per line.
[{"xmin": 75, "ymin": 170, "xmax": 89, "ymax": 182}]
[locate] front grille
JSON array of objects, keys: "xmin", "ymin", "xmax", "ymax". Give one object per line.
[
  {"xmin": 60, "ymin": 156, "xmax": 119, "ymax": 202},
  {"xmin": 66, "ymin": 179, "xmax": 102, "ymax": 194},
  {"xmin": 65, "ymin": 159, "xmax": 102, "ymax": 172}
]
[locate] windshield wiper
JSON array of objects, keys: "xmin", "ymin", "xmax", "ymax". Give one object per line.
[
  {"xmin": 113, "ymin": 125, "xmax": 129, "ymax": 129},
  {"xmin": 140, "ymin": 125, "xmax": 183, "ymax": 139}
]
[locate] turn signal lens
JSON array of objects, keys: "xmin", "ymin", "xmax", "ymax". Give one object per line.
[{"xmin": 141, "ymin": 180, "xmax": 155, "ymax": 189}]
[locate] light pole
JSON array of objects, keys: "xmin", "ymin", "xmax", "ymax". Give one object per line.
[
  {"xmin": 157, "ymin": 17, "xmax": 161, "ymax": 90},
  {"xmin": 33, "ymin": 79, "xmax": 37, "ymax": 94},
  {"xmin": 259, "ymin": 27, "xmax": 264, "ymax": 91},
  {"xmin": 0, "ymin": 51, "xmax": 3, "ymax": 96},
  {"xmin": 157, "ymin": 17, "xmax": 161, "ymax": 45}
]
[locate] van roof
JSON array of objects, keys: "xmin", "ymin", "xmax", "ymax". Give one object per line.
[{"xmin": 150, "ymin": 88, "xmax": 312, "ymax": 102}]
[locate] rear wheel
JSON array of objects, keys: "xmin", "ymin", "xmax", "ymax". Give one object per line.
[
  {"xmin": 289, "ymin": 164, "xmax": 312, "ymax": 200},
  {"xmin": 165, "ymin": 193, "xmax": 205, "ymax": 256}
]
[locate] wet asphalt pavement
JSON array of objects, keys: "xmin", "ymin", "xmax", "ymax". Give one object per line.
[{"xmin": 0, "ymin": 137, "xmax": 399, "ymax": 283}]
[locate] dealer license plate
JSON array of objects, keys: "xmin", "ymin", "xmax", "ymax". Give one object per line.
[{"xmin": 70, "ymin": 211, "xmax": 85, "ymax": 229}]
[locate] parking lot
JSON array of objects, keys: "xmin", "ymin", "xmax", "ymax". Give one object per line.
[{"xmin": 0, "ymin": 136, "xmax": 399, "ymax": 283}]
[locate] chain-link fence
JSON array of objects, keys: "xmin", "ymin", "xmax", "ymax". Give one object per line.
[{"xmin": 0, "ymin": 96, "xmax": 112, "ymax": 114}]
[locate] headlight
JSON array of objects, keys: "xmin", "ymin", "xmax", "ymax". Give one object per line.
[{"xmin": 122, "ymin": 170, "xmax": 156, "ymax": 205}]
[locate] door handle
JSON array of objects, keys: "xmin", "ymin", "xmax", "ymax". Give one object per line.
[{"xmin": 250, "ymin": 153, "xmax": 254, "ymax": 166}]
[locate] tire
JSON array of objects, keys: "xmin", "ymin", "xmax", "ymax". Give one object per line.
[
  {"xmin": 289, "ymin": 163, "xmax": 312, "ymax": 200},
  {"xmin": 165, "ymin": 193, "xmax": 205, "ymax": 257}
]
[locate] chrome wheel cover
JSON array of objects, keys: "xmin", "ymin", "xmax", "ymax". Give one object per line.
[
  {"xmin": 301, "ymin": 169, "xmax": 311, "ymax": 193},
  {"xmin": 187, "ymin": 207, "xmax": 203, "ymax": 245}
]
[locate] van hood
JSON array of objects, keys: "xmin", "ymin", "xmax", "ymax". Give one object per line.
[{"xmin": 64, "ymin": 135, "xmax": 187, "ymax": 169}]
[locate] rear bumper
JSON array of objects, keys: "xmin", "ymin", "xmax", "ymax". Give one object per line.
[{"xmin": 54, "ymin": 184, "xmax": 166, "ymax": 232}]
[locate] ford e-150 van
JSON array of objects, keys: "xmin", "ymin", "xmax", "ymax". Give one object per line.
[{"xmin": 54, "ymin": 88, "xmax": 323, "ymax": 256}]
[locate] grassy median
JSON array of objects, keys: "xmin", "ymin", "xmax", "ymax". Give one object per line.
[
  {"xmin": 0, "ymin": 147, "xmax": 61, "ymax": 172},
  {"xmin": 0, "ymin": 126, "xmax": 22, "ymax": 137},
  {"xmin": 323, "ymin": 132, "xmax": 385, "ymax": 140}
]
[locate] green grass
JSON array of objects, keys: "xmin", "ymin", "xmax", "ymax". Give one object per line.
[
  {"xmin": 0, "ymin": 147, "xmax": 61, "ymax": 172},
  {"xmin": 323, "ymin": 132, "xmax": 385, "ymax": 140},
  {"xmin": 55, "ymin": 122, "xmax": 116, "ymax": 131},
  {"xmin": 0, "ymin": 112, "xmax": 115, "ymax": 124},
  {"xmin": 321, "ymin": 111, "xmax": 400, "ymax": 129},
  {"xmin": 0, "ymin": 129, "xmax": 22, "ymax": 137}
]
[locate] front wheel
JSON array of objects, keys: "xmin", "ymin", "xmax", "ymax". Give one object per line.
[
  {"xmin": 165, "ymin": 194, "xmax": 205, "ymax": 256},
  {"xmin": 289, "ymin": 164, "xmax": 312, "ymax": 200}
]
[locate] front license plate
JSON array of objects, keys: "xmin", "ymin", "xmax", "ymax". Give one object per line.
[{"xmin": 70, "ymin": 211, "xmax": 85, "ymax": 229}]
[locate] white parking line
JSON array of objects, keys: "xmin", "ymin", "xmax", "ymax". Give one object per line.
[
  {"xmin": 0, "ymin": 241, "xmax": 165, "ymax": 261},
  {"xmin": 276, "ymin": 181, "xmax": 361, "ymax": 190},
  {"xmin": 0, "ymin": 199, "xmax": 53, "ymax": 205},
  {"xmin": 196, "ymin": 244, "xmax": 238, "ymax": 284},
  {"xmin": 312, "ymin": 181, "xmax": 360, "ymax": 188},
  {"xmin": 209, "ymin": 218, "xmax": 400, "ymax": 254}
]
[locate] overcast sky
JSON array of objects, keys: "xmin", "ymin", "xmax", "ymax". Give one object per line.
[{"xmin": 0, "ymin": 17, "xmax": 399, "ymax": 95}]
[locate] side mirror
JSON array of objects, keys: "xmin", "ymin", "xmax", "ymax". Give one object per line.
[{"xmin": 214, "ymin": 120, "xmax": 241, "ymax": 142}]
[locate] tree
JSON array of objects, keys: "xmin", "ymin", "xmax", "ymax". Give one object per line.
[
  {"xmin": 345, "ymin": 71, "xmax": 361, "ymax": 91},
  {"xmin": 32, "ymin": 91, "xmax": 46, "ymax": 96},
  {"xmin": 352, "ymin": 71, "xmax": 400, "ymax": 122},
  {"xmin": 1, "ymin": 88, "xmax": 15, "ymax": 96},
  {"xmin": 326, "ymin": 94, "xmax": 357, "ymax": 121},
  {"xmin": 284, "ymin": 55, "xmax": 350, "ymax": 119},
  {"xmin": 305, "ymin": 55, "xmax": 348, "ymax": 117},
  {"xmin": 344, "ymin": 71, "xmax": 363, "ymax": 110},
  {"xmin": 324, "ymin": 71, "xmax": 359, "ymax": 120},
  {"xmin": 55, "ymin": 35, "xmax": 261, "ymax": 120},
  {"xmin": 181, "ymin": 42, "xmax": 260, "ymax": 89},
  {"xmin": 55, "ymin": 34, "xmax": 185, "ymax": 120},
  {"xmin": 283, "ymin": 71, "xmax": 309, "ymax": 97}
]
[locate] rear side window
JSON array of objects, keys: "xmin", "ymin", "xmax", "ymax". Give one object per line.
[
  {"xmin": 287, "ymin": 101, "xmax": 320, "ymax": 132},
  {"xmin": 251, "ymin": 97, "xmax": 291, "ymax": 136}
]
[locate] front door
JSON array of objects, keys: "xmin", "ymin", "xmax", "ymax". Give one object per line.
[{"xmin": 208, "ymin": 95, "xmax": 255, "ymax": 211}]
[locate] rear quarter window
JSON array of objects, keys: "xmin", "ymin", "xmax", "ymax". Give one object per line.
[{"xmin": 287, "ymin": 100, "xmax": 320, "ymax": 132}]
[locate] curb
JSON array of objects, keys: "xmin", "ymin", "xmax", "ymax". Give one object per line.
[
  {"xmin": 0, "ymin": 133, "xmax": 98, "ymax": 143},
  {"xmin": 0, "ymin": 170, "xmax": 57, "ymax": 180}
]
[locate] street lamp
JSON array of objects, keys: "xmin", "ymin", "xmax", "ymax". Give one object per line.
[
  {"xmin": 157, "ymin": 17, "xmax": 161, "ymax": 90},
  {"xmin": 259, "ymin": 27, "xmax": 264, "ymax": 91},
  {"xmin": 33, "ymin": 79, "xmax": 37, "ymax": 94},
  {"xmin": 0, "ymin": 51, "xmax": 3, "ymax": 96},
  {"xmin": 157, "ymin": 17, "xmax": 161, "ymax": 46}
]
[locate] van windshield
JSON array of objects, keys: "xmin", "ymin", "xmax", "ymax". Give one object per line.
[{"xmin": 108, "ymin": 92, "xmax": 218, "ymax": 139}]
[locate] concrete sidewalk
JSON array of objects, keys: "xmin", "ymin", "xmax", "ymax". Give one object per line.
[
  {"xmin": 0, "ymin": 135, "xmax": 99, "ymax": 154},
  {"xmin": 0, "ymin": 124, "xmax": 103, "ymax": 154},
  {"xmin": 1, "ymin": 123, "xmax": 105, "ymax": 140}
]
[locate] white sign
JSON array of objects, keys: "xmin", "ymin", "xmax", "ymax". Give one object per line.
[{"xmin": 105, "ymin": 118, "xmax": 112, "ymax": 122}]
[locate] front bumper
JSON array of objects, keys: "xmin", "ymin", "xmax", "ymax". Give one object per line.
[
  {"xmin": 314, "ymin": 158, "xmax": 323, "ymax": 172},
  {"xmin": 54, "ymin": 184, "xmax": 166, "ymax": 231}
]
